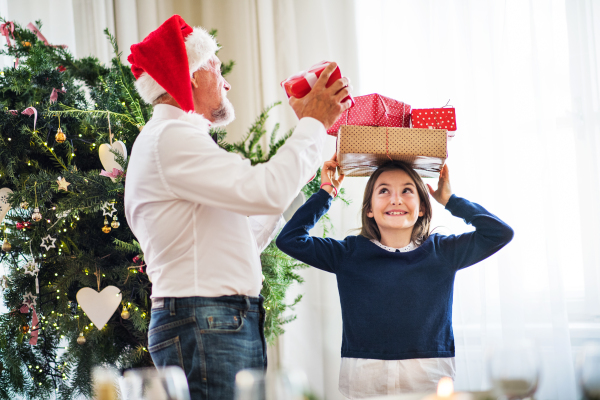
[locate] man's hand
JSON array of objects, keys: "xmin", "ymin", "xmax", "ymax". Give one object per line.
[
  {"xmin": 427, "ymin": 164, "xmax": 452, "ymax": 206},
  {"xmin": 289, "ymin": 62, "xmax": 352, "ymax": 129}
]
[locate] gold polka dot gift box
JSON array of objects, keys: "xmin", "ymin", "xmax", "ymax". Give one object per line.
[{"xmin": 336, "ymin": 125, "xmax": 448, "ymax": 178}]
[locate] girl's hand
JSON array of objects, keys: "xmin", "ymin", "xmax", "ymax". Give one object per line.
[
  {"xmin": 321, "ymin": 153, "xmax": 345, "ymax": 194},
  {"xmin": 427, "ymin": 164, "xmax": 452, "ymax": 206}
]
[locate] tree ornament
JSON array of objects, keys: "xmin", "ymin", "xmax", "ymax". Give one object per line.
[
  {"xmin": 2, "ymin": 225, "xmax": 10, "ymax": 252},
  {"xmin": 21, "ymin": 325, "xmax": 29, "ymax": 334},
  {"xmin": 20, "ymin": 200, "xmax": 29, "ymax": 209},
  {"xmin": 101, "ymin": 202, "xmax": 117, "ymax": 217},
  {"xmin": 76, "ymin": 286, "xmax": 122, "ymax": 329},
  {"xmin": 111, "ymin": 215, "xmax": 120, "ymax": 229},
  {"xmin": 0, "ymin": 275, "xmax": 8, "ymax": 291},
  {"xmin": 121, "ymin": 308, "xmax": 130, "ymax": 320},
  {"xmin": 55, "ymin": 127, "xmax": 66, "ymax": 143},
  {"xmin": 102, "ymin": 217, "xmax": 111, "ymax": 233},
  {"xmin": 31, "ymin": 183, "xmax": 41, "ymax": 221},
  {"xmin": 40, "ymin": 235, "xmax": 57, "ymax": 251},
  {"xmin": 31, "ymin": 208, "xmax": 42, "ymax": 222},
  {"xmin": 99, "ymin": 120, "xmax": 127, "ymax": 182},
  {"xmin": 23, "ymin": 261, "xmax": 39, "ymax": 276},
  {"xmin": 0, "ymin": 188, "xmax": 14, "ymax": 225},
  {"xmin": 16, "ymin": 222, "xmax": 24, "ymax": 230},
  {"xmin": 56, "ymin": 177, "xmax": 70, "ymax": 191},
  {"xmin": 77, "ymin": 332, "xmax": 86, "ymax": 345}
]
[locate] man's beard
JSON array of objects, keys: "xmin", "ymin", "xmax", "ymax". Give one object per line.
[{"xmin": 210, "ymin": 97, "xmax": 235, "ymax": 127}]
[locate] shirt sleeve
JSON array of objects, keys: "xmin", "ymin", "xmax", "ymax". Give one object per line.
[
  {"xmin": 438, "ymin": 195, "xmax": 514, "ymax": 271},
  {"xmin": 276, "ymin": 189, "xmax": 351, "ymax": 274},
  {"xmin": 249, "ymin": 214, "xmax": 285, "ymax": 254},
  {"xmin": 156, "ymin": 117, "xmax": 326, "ymax": 216}
]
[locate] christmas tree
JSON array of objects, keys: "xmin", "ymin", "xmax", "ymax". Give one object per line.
[{"xmin": 0, "ymin": 21, "xmax": 344, "ymax": 399}]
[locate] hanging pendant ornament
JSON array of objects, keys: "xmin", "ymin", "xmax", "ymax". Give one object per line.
[
  {"xmin": 20, "ymin": 291, "xmax": 40, "ymax": 345},
  {"xmin": 99, "ymin": 115, "xmax": 127, "ymax": 182},
  {"xmin": 31, "ymin": 183, "xmax": 42, "ymax": 222},
  {"xmin": 0, "ymin": 188, "xmax": 14, "ymax": 226},
  {"xmin": 77, "ymin": 332, "xmax": 86, "ymax": 345},
  {"xmin": 23, "ymin": 260, "xmax": 39, "ymax": 276},
  {"xmin": 20, "ymin": 200, "xmax": 28, "ymax": 209},
  {"xmin": 121, "ymin": 308, "xmax": 130, "ymax": 320},
  {"xmin": 111, "ymin": 215, "xmax": 120, "ymax": 229},
  {"xmin": 76, "ymin": 285, "xmax": 122, "ymax": 329},
  {"xmin": 101, "ymin": 201, "xmax": 117, "ymax": 217},
  {"xmin": 55, "ymin": 115, "xmax": 66, "ymax": 143},
  {"xmin": 102, "ymin": 217, "xmax": 111, "ymax": 233}
]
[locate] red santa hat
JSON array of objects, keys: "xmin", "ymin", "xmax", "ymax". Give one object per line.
[{"xmin": 127, "ymin": 15, "xmax": 219, "ymax": 113}]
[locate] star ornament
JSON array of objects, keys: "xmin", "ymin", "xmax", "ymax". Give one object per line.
[
  {"xmin": 40, "ymin": 235, "xmax": 57, "ymax": 251},
  {"xmin": 57, "ymin": 177, "xmax": 70, "ymax": 191},
  {"xmin": 23, "ymin": 292, "xmax": 37, "ymax": 308},
  {"xmin": 23, "ymin": 260, "xmax": 39, "ymax": 276},
  {"xmin": 101, "ymin": 201, "xmax": 117, "ymax": 217}
]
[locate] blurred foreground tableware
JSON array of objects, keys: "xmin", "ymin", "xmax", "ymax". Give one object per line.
[
  {"xmin": 487, "ymin": 340, "xmax": 540, "ymax": 400},
  {"xmin": 234, "ymin": 368, "xmax": 308, "ymax": 400},
  {"xmin": 93, "ymin": 366, "xmax": 119, "ymax": 400},
  {"xmin": 578, "ymin": 341, "xmax": 600, "ymax": 399},
  {"xmin": 122, "ymin": 366, "xmax": 190, "ymax": 400}
]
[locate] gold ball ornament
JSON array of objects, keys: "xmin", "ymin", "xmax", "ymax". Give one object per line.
[
  {"xmin": 21, "ymin": 41, "xmax": 31, "ymax": 47},
  {"xmin": 2, "ymin": 239, "xmax": 11, "ymax": 252},
  {"xmin": 111, "ymin": 216, "xmax": 120, "ymax": 229},
  {"xmin": 21, "ymin": 325, "xmax": 29, "ymax": 334},
  {"xmin": 121, "ymin": 309, "xmax": 130, "ymax": 320},
  {"xmin": 55, "ymin": 127, "xmax": 66, "ymax": 143},
  {"xmin": 31, "ymin": 208, "xmax": 42, "ymax": 222},
  {"xmin": 102, "ymin": 225, "xmax": 111, "ymax": 233},
  {"xmin": 77, "ymin": 332, "xmax": 86, "ymax": 345}
]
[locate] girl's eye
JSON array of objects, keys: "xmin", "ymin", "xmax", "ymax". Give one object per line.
[
  {"xmin": 379, "ymin": 188, "xmax": 388, "ymax": 194},
  {"xmin": 403, "ymin": 188, "xmax": 413, "ymax": 194}
]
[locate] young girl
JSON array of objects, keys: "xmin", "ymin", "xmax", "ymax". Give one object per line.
[{"xmin": 276, "ymin": 156, "xmax": 514, "ymax": 398}]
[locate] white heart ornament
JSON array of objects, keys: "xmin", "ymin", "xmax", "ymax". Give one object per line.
[
  {"xmin": 76, "ymin": 286, "xmax": 122, "ymax": 329},
  {"xmin": 99, "ymin": 141, "xmax": 127, "ymax": 180},
  {"xmin": 0, "ymin": 188, "xmax": 14, "ymax": 225}
]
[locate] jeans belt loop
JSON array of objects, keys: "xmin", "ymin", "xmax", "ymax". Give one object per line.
[
  {"xmin": 169, "ymin": 298, "xmax": 176, "ymax": 316},
  {"xmin": 243, "ymin": 296, "xmax": 250, "ymax": 318}
]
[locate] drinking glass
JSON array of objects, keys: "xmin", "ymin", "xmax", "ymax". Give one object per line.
[
  {"xmin": 234, "ymin": 368, "xmax": 309, "ymax": 400},
  {"xmin": 578, "ymin": 342, "xmax": 600, "ymax": 400},
  {"xmin": 122, "ymin": 366, "xmax": 190, "ymax": 400},
  {"xmin": 487, "ymin": 340, "xmax": 541, "ymax": 400}
]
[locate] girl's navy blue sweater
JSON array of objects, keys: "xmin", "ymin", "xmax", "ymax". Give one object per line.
[{"xmin": 276, "ymin": 190, "xmax": 514, "ymax": 360}]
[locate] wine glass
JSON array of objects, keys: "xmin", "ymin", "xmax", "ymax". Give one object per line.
[
  {"xmin": 487, "ymin": 340, "xmax": 541, "ymax": 400},
  {"xmin": 121, "ymin": 366, "xmax": 190, "ymax": 400},
  {"xmin": 578, "ymin": 342, "xmax": 600, "ymax": 400},
  {"xmin": 234, "ymin": 368, "xmax": 309, "ymax": 400}
]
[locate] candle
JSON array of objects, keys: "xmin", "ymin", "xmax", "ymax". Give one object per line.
[{"xmin": 422, "ymin": 377, "xmax": 475, "ymax": 400}]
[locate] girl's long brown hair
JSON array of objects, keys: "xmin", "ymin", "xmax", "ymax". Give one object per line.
[{"xmin": 359, "ymin": 161, "xmax": 432, "ymax": 245}]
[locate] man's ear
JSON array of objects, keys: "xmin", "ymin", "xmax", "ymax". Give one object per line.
[{"xmin": 191, "ymin": 71, "xmax": 199, "ymax": 89}]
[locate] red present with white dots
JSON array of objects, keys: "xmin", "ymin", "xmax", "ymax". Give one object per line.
[{"xmin": 411, "ymin": 108, "xmax": 457, "ymax": 136}]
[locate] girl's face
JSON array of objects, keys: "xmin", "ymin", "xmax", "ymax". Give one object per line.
[{"xmin": 367, "ymin": 170, "xmax": 424, "ymax": 236}]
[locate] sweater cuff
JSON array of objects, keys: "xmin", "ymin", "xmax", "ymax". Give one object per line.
[{"xmin": 444, "ymin": 194, "xmax": 460, "ymax": 212}]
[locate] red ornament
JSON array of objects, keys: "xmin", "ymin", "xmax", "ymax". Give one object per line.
[
  {"xmin": 138, "ymin": 267, "xmax": 145, "ymax": 274},
  {"xmin": 23, "ymin": 221, "xmax": 31, "ymax": 229},
  {"xmin": 16, "ymin": 222, "xmax": 24, "ymax": 230},
  {"xmin": 57, "ymin": 65, "xmax": 66, "ymax": 72},
  {"xmin": 133, "ymin": 255, "xmax": 141, "ymax": 264}
]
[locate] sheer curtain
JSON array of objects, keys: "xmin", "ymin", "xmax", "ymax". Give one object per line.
[{"xmin": 312, "ymin": 0, "xmax": 598, "ymax": 399}]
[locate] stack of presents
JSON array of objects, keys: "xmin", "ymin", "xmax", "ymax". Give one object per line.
[{"xmin": 282, "ymin": 61, "xmax": 457, "ymax": 178}]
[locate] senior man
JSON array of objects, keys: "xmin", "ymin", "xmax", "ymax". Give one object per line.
[{"xmin": 124, "ymin": 15, "xmax": 351, "ymax": 400}]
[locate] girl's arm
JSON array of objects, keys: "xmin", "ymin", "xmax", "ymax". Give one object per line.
[
  {"xmin": 428, "ymin": 165, "xmax": 514, "ymax": 270},
  {"xmin": 276, "ymin": 155, "xmax": 350, "ymax": 273}
]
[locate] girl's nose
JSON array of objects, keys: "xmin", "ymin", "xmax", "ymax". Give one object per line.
[{"xmin": 391, "ymin": 194, "xmax": 402, "ymax": 205}]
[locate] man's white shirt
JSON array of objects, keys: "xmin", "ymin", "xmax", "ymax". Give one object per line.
[{"xmin": 124, "ymin": 104, "xmax": 326, "ymax": 298}]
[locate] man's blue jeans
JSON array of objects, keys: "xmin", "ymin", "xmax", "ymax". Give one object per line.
[{"xmin": 148, "ymin": 296, "xmax": 267, "ymax": 400}]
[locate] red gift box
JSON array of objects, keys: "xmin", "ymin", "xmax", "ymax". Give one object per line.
[
  {"xmin": 326, "ymin": 93, "xmax": 411, "ymax": 136},
  {"xmin": 281, "ymin": 61, "xmax": 354, "ymax": 106},
  {"xmin": 411, "ymin": 107, "xmax": 457, "ymax": 135}
]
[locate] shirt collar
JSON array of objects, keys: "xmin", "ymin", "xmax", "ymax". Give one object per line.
[
  {"xmin": 371, "ymin": 239, "xmax": 418, "ymax": 253},
  {"xmin": 151, "ymin": 104, "xmax": 188, "ymax": 120}
]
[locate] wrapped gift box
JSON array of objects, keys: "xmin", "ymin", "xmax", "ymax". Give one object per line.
[
  {"xmin": 327, "ymin": 93, "xmax": 411, "ymax": 136},
  {"xmin": 411, "ymin": 107, "xmax": 457, "ymax": 135},
  {"xmin": 281, "ymin": 60, "xmax": 354, "ymax": 106},
  {"xmin": 336, "ymin": 125, "xmax": 447, "ymax": 177}
]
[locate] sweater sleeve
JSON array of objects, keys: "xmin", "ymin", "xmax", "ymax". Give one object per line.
[
  {"xmin": 276, "ymin": 189, "xmax": 351, "ymax": 274},
  {"xmin": 438, "ymin": 195, "xmax": 514, "ymax": 271}
]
